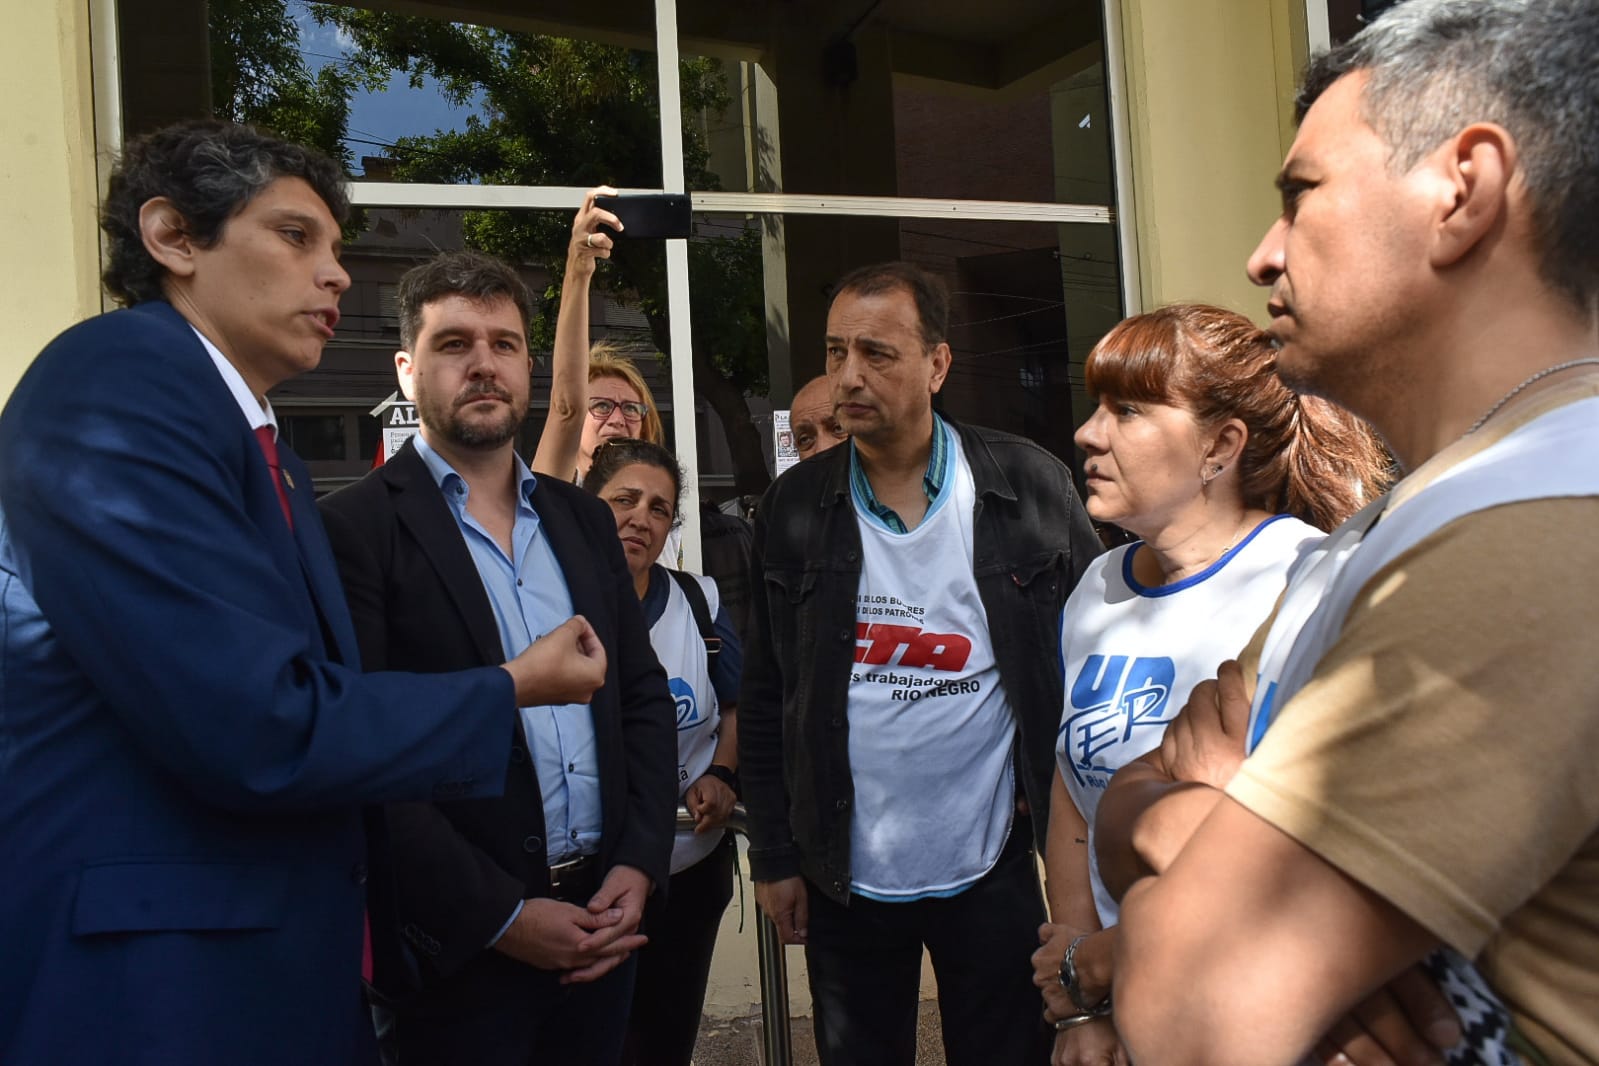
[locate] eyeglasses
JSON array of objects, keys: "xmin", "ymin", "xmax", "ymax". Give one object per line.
[{"xmin": 588, "ymin": 397, "xmax": 648, "ymax": 423}]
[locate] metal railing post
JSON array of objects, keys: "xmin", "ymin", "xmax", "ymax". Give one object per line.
[{"xmin": 676, "ymin": 804, "xmax": 792, "ymax": 1066}]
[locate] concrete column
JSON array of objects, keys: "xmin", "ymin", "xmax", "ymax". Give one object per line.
[
  {"xmin": 1113, "ymin": 0, "xmax": 1306, "ymax": 319},
  {"xmin": 1, "ymin": 0, "xmax": 102, "ymax": 400}
]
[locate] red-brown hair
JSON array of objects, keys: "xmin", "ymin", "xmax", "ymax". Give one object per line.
[{"xmin": 1085, "ymin": 304, "xmax": 1391, "ymax": 531}]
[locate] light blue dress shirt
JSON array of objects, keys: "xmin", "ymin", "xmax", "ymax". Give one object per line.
[{"xmin": 413, "ymin": 436, "xmax": 602, "ymax": 866}]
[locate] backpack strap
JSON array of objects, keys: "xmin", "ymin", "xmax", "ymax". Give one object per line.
[{"xmin": 666, "ymin": 569, "xmax": 722, "ymax": 665}]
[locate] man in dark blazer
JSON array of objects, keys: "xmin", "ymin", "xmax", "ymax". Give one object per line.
[
  {"xmin": 318, "ymin": 250, "xmax": 678, "ymax": 1066},
  {"xmin": 0, "ymin": 122, "xmax": 608, "ymax": 1066}
]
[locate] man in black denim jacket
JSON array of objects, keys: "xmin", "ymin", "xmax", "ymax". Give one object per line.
[{"xmin": 739, "ymin": 262, "xmax": 1101, "ymax": 1066}]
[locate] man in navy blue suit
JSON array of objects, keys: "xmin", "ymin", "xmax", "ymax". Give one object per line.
[{"xmin": 0, "ymin": 120, "xmax": 607, "ymax": 1065}]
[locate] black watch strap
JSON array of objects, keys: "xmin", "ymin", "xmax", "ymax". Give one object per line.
[{"xmin": 701, "ymin": 763, "xmax": 739, "ymax": 794}]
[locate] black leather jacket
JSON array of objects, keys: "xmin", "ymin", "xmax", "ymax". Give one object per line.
[{"xmin": 738, "ymin": 418, "xmax": 1102, "ymax": 903}]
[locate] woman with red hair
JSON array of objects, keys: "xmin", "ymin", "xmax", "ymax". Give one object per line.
[{"xmin": 1034, "ymin": 304, "xmax": 1389, "ymax": 1065}]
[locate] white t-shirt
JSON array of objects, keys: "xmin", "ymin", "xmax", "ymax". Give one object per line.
[
  {"xmin": 1056, "ymin": 514, "xmax": 1322, "ymax": 924},
  {"xmin": 847, "ymin": 437, "xmax": 1016, "ymax": 900},
  {"xmin": 649, "ymin": 571, "xmax": 725, "ymax": 875}
]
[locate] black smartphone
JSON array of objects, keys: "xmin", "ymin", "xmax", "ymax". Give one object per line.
[{"xmin": 593, "ymin": 193, "xmax": 693, "ymax": 240}]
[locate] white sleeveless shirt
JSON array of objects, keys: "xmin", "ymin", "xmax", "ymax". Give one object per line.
[
  {"xmin": 1055, "ymin": 515, "xmax": 1322, "ymax": 924},
  {"xmin": 647, "ymin": 571, "xmax": 726, "ymax": 875},
  {"xmin": 847, "ymin": 437, "xmax": 1016, "ymax": 900}
]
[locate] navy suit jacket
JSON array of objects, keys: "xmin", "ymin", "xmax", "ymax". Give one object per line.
[
  {"xmin": 317, "ymin": 440, "xmax": 677, "ymax": 1045},
  {"xmin": 0, "ymin": 302, "xmax": 518, "ymax": 1065}
]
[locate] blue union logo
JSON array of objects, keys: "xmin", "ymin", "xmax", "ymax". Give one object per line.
[
  {"xmin": 1060, "ymin": 654, "xmax": 1176, "ymax": 787},
  {"xmin": 670, "ymin": 677, "xmax": 701, "ymax": 731}
]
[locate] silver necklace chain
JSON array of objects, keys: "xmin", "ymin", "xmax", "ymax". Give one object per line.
[
  {"xmin": 1161, "ymin": 512, "xmax": 1251, "ymax": 585},
  {"xmin": 1467, "ymin": 357, "xmax": 1599, "ymax": 434}
]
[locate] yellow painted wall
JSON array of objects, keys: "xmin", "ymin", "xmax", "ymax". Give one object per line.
[
  {"xmin": 1116, "ymin": 0, "xmax": 1306, "ymax": 319},
  {"xmin": 1, "ymin": 0, "xmax": 102, "ymax": 402}
]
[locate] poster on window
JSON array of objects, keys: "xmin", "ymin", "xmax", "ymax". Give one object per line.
[
  {"xmin": 370, "ymin": 393, "xmax": 421, "ymax": 467},
  {"xmin": 773, "ymin": 409, "xmax": 799, "ymax": 475}
]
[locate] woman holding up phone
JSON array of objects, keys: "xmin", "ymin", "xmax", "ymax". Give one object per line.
[
  {"xmin": 532, "ymin": 187, "xmax": 666, "ymax": 482},
  {"xmin": 533, "ymin": 188, "xmax": 684, "ymax": 564}
]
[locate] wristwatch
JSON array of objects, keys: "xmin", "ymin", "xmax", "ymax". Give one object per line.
[
  {"xmin": 701, "ymin": 763, "xmax": 739, "ymax": 795},
  {"xmin": 1058, "ymin": 933, "xmax": 1112, "ymax": 1015}
]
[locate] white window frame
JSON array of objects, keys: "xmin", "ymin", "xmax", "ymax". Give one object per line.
[
  {"xmin": 1100, "ymin": 0, "xmax": 1144, "ymax": 318},
  {"xmin": 1304, "ymin": 0, "xmax": 1333, "ymax": 52},
  {"xmin": 90, "ymin": 0, "xmax": 1135, "ymax": 569},
  {"xmin": 89, "ymin": 0, "xmax": 124, "ymax": 312}
]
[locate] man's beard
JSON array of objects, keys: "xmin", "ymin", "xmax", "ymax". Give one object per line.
[{"xmin": 419, "ymin": 382, "xmax": 527, "ymax": 449}]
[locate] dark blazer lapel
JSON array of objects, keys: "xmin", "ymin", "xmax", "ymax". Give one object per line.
[
  {"xmin": 249, "ymin": 447, "xmax": 303, "ymax": 581},
  {"xmin": 280, "ymin": 445, "xmax": 362, "ymax": 666},
  {"xmin": 237, "ymin": 422, "xmax": 334, "ymax": 661},
  {"xmin": 529, "ymin": 484, "xmax": 608, "ymax": 634},
  {"xmin": 383, "ymin": 441, "xmax": 505, "ymax": 667},
  {"xmin": 530, "ymin": 482, "xmax": 616, "ymax": 754}
]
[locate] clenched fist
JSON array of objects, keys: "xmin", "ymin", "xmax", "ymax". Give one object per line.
[{"xmin": 502, "ymin": 616, "xmax": 607, "ymax": 705}]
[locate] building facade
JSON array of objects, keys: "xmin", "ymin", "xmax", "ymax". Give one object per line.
[{"xmin": 1, "ymin": 0, "xmax": 1342, "ymax": 1021}]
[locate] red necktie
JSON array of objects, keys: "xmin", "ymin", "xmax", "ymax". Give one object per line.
[{"xmin": 254, "ymin": 426, "xmax": 294, "ymax": 530}]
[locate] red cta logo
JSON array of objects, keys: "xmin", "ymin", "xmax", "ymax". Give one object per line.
[{"xmin": 854, "ymin": 622, "xmax": 972, "ymax": 671}]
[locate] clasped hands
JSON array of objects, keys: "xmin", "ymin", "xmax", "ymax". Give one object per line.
[
  {"xmin": 494, "ymin": 864, "xmax": 652, "ymax": 984},
  {"xmin": 1032, "ymin": 924, "xmax": 1126, "ymax": 1066}
]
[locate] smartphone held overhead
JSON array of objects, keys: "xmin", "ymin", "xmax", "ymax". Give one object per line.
[{"xmin": 594, "ymin": 193, "xmax": 693, "ymax": 240}]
